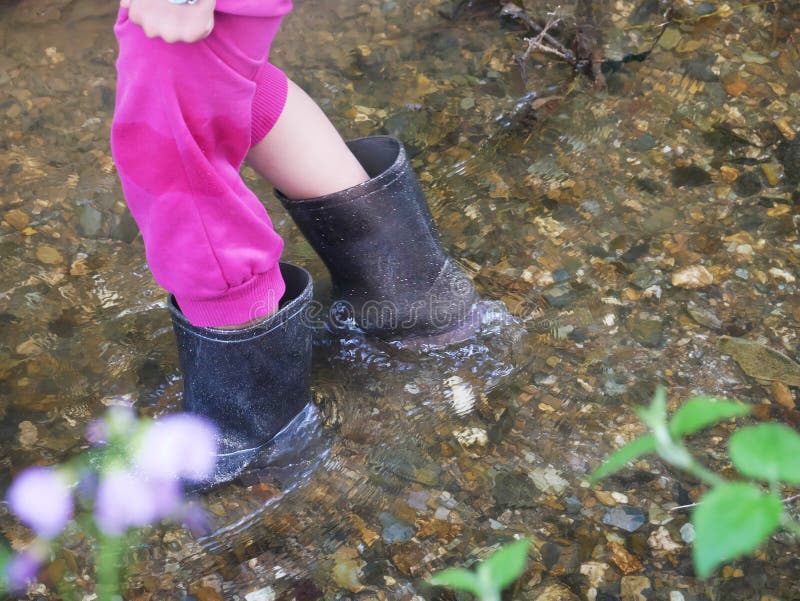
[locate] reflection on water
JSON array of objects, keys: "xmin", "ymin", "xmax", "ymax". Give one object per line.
[{"xmin": 1, "ymin": 0, "xmax": 799, "ymax": 598}]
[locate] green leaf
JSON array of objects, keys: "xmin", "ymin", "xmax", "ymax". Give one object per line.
[
  {"xmin": 729, "ymin": 423, "xmax": 800, "ymax": 484},
  {"xmin": 669, "ymin": 396, "xmax": 750, "ymax": 437},
  {"xmin": 429, "ymin": 568, "xmax": 481, "ymax": 596},
  {"xmin": 477, "ymin": 538, "xmax": 531, "ymax": 591},
  {"xmin": 692, "ymin": 482, "xmax": 782, "ymax": 578},
  {"xmin": 589, "ymin": 435, "xmax": 656, "ymax": 482},
  {"xmin": 636, "ymin": 386, "xmax": 668, "ymax": 431}
]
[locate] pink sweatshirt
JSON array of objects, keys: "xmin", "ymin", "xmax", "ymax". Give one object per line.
[
  {"xmin": 216, "ymin": 0, "xmax": 292, "ymax": 16},
  {"xmin": 111, "ymin": 5, "xmax": 292, "ymax": 327}
]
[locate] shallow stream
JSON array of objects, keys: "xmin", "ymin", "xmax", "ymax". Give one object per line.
[{"xmin": 1, "ymin": 0, "xmax": 799, "ymax": 599}]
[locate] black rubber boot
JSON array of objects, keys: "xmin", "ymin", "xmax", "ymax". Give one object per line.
[
  {"xmin": 277, "ymin": 136, "xmax": 479, "ymax": 343},
  {"xmin": 169, "ymin": 262, "xmax": 313, "ymax": 486}
]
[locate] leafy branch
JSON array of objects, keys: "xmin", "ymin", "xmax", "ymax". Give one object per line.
[
  {"xmin": 429, "ymin": 538, "xmax": 531, "ymax": 601},
  {"xmin": 591, "ymin": 386, "xmax": 800, "ymax": 577}
]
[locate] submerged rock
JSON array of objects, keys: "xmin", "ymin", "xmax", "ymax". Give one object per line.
[
  {"xmin": 621, "ymin": 576, "xmax": 652, "ymax": 601},
  {"xmin": 603, "ymin": 506, "xmax": 647, "ymax": 532},
  {"xmin": 671, "ymin": 265, "xmax": 713, "ymax": 288},
  {"xmin": 493, "ymin": 471, "xmax": 539, "ymax": 508},
  {"xmin": 718, "ymin": 336, "xmax": 800, "ymax": 386},
  {"xmin": 630, "ymin": 314, "xmax": 664, "ymax": 348},
  {"xmin": 671, "ymin": 165, "xmax": 711, "ymax": 187}
]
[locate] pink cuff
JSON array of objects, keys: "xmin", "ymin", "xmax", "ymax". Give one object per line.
[
  {"xmin": 175, "ymin": 263, "xmax": 286, "ymax": 327},
  {"xmin": 251, "ymin": 62, "xmax": 289, "ymax": 146}
]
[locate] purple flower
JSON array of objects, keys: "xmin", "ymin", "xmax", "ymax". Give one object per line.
[
  {"xmin": 6, "ymin": 467, "xmax": 73, "ymax": 539},
  {"xmin": 86, "ymin": 406, "xmax": 136, "ymax": 446},
  {"xmin": 5, "ymin": 551, "xmax": 41, "ymax": 592},
  {"xmin": 134, "ymin": 414, "xmax": 218, "ymax": 483},
  {"xmin": 94, "ymin": 469, "xmax": 182, "ymax": 535},
  {"xmin": 179, "ymin": 501, "xmax": 212, "ymax": 536}
]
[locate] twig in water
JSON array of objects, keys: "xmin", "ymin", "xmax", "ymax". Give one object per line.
[{"xmin": 670, "ymin": 493, "xmax": 800, "ymax": 513}]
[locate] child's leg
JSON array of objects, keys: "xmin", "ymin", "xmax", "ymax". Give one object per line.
[{"xmin": 247, "ymin": 79, "xmax": 369, "ymax": 200}]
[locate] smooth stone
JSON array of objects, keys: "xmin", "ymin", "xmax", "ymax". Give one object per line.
[
  {"xmin": 628, "ymin": 0, "xmax": 659, "ymax": 25},
  {"xmin": 621, "ymin": 576, "xmax": 652, "ymax": 601},
  {"xmin": 493, "ymin": 471, "xmax": 539, "ymax": 508},
  {"xmin": 378, "ymin": 511, "xmax": 415, "ymax": 544},
  {"xmin": 603, "ymin": 506, "xmax": 647, "ymax": 532},
  {"xmin": 776, "ymin": 137, "xmax": 800, "ymax": 185},
  {"xmin": 244, "ymin": 587, "xmax": 275, "ymax": 601},
  {"xmin": 682, "ymin": 54, "xmax": 718, "ymax": 81},
  {"xmin": 78, "ymin": 204, "xmax": 103, "ymax": 237},
  {"xmin": 679, "ymin": 522, "xmax": 695, "ymax": 543},
  {"xmin": 631, "ymin": 268, "xmax": 661, "ymax": 290},
  {"xmin": 531, "ymin": 583, "xmax": 580, "ymax": 601},
  {"xmin": 686, "ymin": 305, "xmax": 722, "ymax": 330},
  {"xmin": 529, "ymin": 465, "xmax": 569, "ymax": 495},
  {"xmin": 671, "ymin": 165, "xmax": 711, "ymax": 187},
  {"xmin": 542, "ymin": 283, "xmax": 573, "ymax": 308},
  {"xmin": 733, "ymin": 171, "xmax": 762, "ymax": 197},
  {"xmin": 630, "ymin": 315, "xmax": 664, "ymax": 348},
  {"xmin": 628, "ymin": 133, "xmax": 657, "ymax": 152}
]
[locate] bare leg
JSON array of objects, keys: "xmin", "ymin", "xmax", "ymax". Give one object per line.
[
  {"xmin": 219, "ymin": 80, "xmax": 367, "ymax": 328},
  {"xmin": 247, "ymin": 79, "xmax": 369, "ymax": 199}
]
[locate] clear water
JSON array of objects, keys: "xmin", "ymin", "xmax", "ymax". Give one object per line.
[{"xmin": 1, "ymin": 0, "xmax": 799, "ymax": 599}]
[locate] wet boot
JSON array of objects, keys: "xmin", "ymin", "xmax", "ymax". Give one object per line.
[
  {"xmin": 169, "ymin": 262, "xmax": 313, "ymax": 486},
  {"xmin": 277, "ymin": 136, "xmax": 479, "ymax": 344}
]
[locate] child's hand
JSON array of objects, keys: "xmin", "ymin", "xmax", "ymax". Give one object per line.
[{"xmin": 120, "ymin": 0, "xmax": 216, "ymax": 43}]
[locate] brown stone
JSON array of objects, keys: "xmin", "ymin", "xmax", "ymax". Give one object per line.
[
  {"xmin": 770, "ymin": 381, "xmax": 795, "ymax": 409},
  {"xmin": 36, "ymin": 245, "xmax": 64, "ymax": 265},
  {"xmin": 620, "ymin": 575, "xmax": 652, "ymax": 601},
  {"xmin": 607, "ymin": 541, "xmax": 644, "ymax": 575},
  {"xmin": 4, "ymin": 208, "xmax": 30, "ymax": 230}
]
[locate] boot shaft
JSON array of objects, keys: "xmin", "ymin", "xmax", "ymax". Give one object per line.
[
  {"xmin": 278, "ymin": 136, "xmax": 478, "ymax": 338},
  {"xmin": 170, "ymin": 263, "xmax": 313, "ymax": 461}
]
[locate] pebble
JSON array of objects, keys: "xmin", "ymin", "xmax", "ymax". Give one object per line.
[
  {"xmin": 595, "ymin": 490, "xmax": 618, "ymax": 506},
  {"xmin": 679, "ymin": 523, "xmax": 695, "ymax": 544},
  {"xmin": 493, "ymin": 471, "xmax": 539, "ymax": 508},
  {"xmin": 580, "ymin": 562, "xmax": 610, "ymax": 588},
  {"xmin": 36, "ymin": 245, "xmax": 64, "ymax": 265},
  {"xmin": 18, "ymin": 421, "xmax": 38, "ymax": 448},
  {"xmin": 378, "ymin": 512, "xmax": 414, "ymax": 543},
  {"xmin": 542, "ymin": 283, "xmax": 574, "ymax": 307},
  {"xmin": 768, "ymin": 267, "xmax": 795, "ymax": 283},
  {"xmin": 658, "ymin": 27, "xmax": 681, "ymax": 50},
  {"xmin": 332, "ymin": 555, "xmax": 364, "ymax": 593},
  {"xmin": 453, "ymin": 426, "xmax": 488, "ymax": 452},
  {"xmin": 244, "ymin": 587, "xmax": 275, "ymax": 601},
  {"xmin": 191, "ymin": 587, "xmax": 224, "ymax": 601},
  {"xmin": 630, "ymin": 314, "xmax": 664, "ymax": 348},
  {"xmin": 671, "ymin": 165, "xmax": 711, "ymax": 187},
  {"xmin": 770, "ymin": 381, "xmax": 795, "ymax": 409},
  {"xmin": 733, "ymin": 171, "xmax": 762, "ymax": 197},
  {"xmin": 608, "ymin": 541, "xmax": 643, "ymax": 574},
  {"xmin": 670, "ymin": 592, "xmax": 685, "ymax": 601},
  {"xmin": 529, "ymin": 466, "xmax": 569, "ymax": 496},
  {"xmin": 686, "ymin": 305, "xmax": 722, "ymax": 330},
  {"xmin": 4, "ymin": 208, "xmax": 30, "ymax": 230},
  {"xmin": 406, "ymin": 490, "xmax": 429, "ymax": 511},
  {"xmin": 620, "ymin": 576, "xmax": 652, "ymax": 601},
  {"xmin": 565, "ymin": 496, "xmax": 581, "ymax": 514},
  {"xmin": 77, "ymin": 204, "xmax": 103, "ymax": 237},
  {"xmin": 434, "ymin": 506, "xmax": 450, "ymax": 521},
  {"xmin": 648, "ymin": 526, "xmax": 682, "ymax": 553},
  {"xmin": 671, "ymin": 265, "xmax": 714, "ymax": 288},
  {"xmin": 602, "ymin": 507, "xmax": 647, "ymax": 532},
  {"xmin": 532, "ymin": 583, "xmax": 580, "ymax": 601}
]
